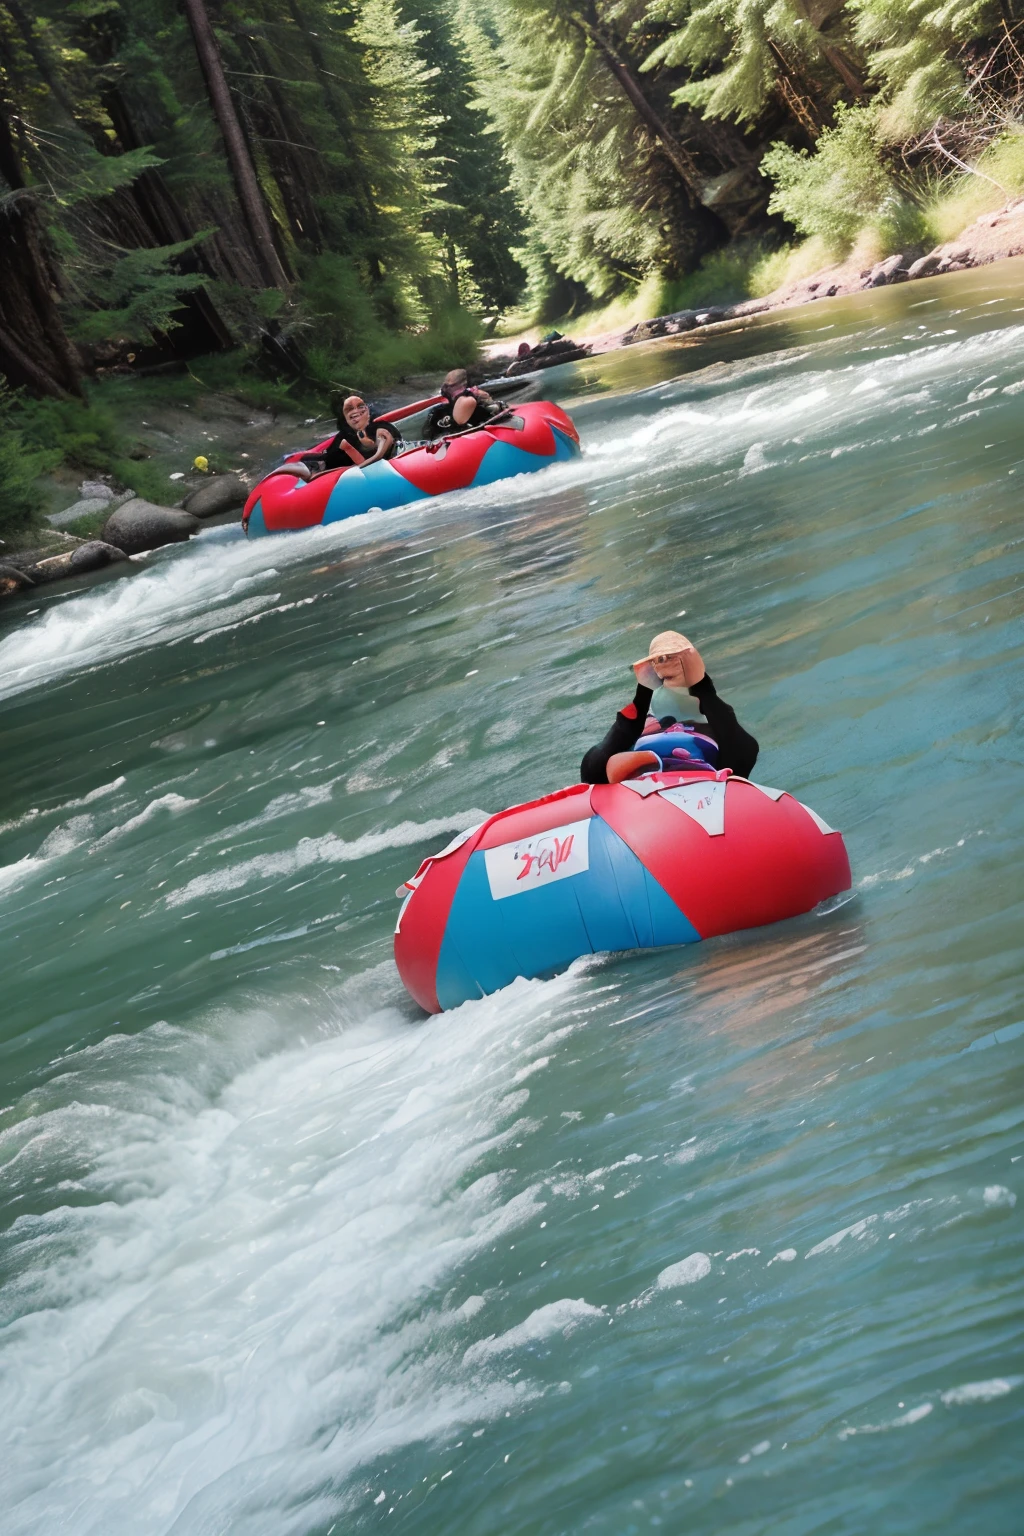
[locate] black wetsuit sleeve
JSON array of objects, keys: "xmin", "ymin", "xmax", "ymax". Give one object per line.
[
  {"xmin": 689, "ymin": 673, "xmax": 759, "ymax": 778},
  {"xmin": 320, "ymin": 432, "xmax": 354, "ymax": 471},
  {"xmin": 580, "ymin": 684, "xmax": 654, "ymax": 785}
]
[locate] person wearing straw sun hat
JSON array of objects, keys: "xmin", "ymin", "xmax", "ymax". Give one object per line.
[{"xmin": 580, "ymin": 629, "xmax": 759, "ymax": 786}]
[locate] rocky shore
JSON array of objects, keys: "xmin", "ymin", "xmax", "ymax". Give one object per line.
[
  {"xmin": 500, "ymin": 198, "xmax": 1024, "ymax": 358},
  {"xmin": 0, "ymin": 471, "xmax": 252, "ymax": 599}
]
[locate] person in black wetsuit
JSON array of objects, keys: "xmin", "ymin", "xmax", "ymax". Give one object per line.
[
  {"xmin": 303, "ymin": 396, "xmax": 402, "ymax": 473},
  {"xmin": 580, "ymin": 629, "xmax": 758, "ymax": 785},
  {"xmin": 423, "ymin": 369, "xmax": 504, "ymax": 440}
]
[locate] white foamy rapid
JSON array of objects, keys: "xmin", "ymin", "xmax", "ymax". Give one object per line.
[
  {"xmin": 165, "ymin": 810, "xmax": 489, "ymax": 907},
  {"xmin": 0, "ymin": 963, "xmax": 587, "ymax": 1535},
  {"xmin": 0, "ymin": 502, "xmax": 428, "ymax": 703}
]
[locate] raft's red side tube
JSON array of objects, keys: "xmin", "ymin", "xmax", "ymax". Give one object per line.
[{"xmin": 394, "ymin": 770, "xmax": 851, "ymax": 1012}]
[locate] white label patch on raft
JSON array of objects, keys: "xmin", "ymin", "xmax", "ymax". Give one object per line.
[
  {"xmin": 658, "ymin": 780, "xmax": 726, "ymax": 836},
  {"xmin": 484, "ymin": 818, "xmax": 591, "ymax": 900}
]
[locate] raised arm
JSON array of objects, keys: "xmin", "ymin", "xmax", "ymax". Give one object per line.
[{"xmin": 580, "ymin": 673, "xmax": 656, "ymax": 784}]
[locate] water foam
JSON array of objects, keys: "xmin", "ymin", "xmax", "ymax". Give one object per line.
[
  {"xmin": 0, "ymin": 814, "xmax": 94, "ymax": 894},
  {"xmin": 0, "ymin": 964, "xmax": 582, "ymax": 1534},
  {"xmin": 164, "ymin": 810, "xmax": 489, "ymax": 907},
  {"xmin": 90, "ymin": 792, "xmax": 200, "ymax": 848}
]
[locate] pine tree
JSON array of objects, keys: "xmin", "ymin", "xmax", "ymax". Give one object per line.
[{"xmin": 401, "ymin": 0, "xmax": 525, "ymax": 315}]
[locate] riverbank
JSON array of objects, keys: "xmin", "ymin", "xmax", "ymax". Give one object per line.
[
  {"xmin": 4, "ymin": 205, "xmax": 1024, "ymax": 599},
  {"xmin": 482, "ymin": 199, "xmax": 1024, "ymax": 361}
]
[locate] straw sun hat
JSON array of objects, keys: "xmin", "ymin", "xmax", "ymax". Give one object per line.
[{"xmin": 633, "ymin": 629, "xmax": 694, "ymax": 666}]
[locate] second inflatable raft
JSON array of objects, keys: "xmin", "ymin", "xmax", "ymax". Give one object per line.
[{"xmin": 243, "ymin": 400, "xmax": 580, "ymax": 536}]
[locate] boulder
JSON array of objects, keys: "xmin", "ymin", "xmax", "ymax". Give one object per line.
[
  {"xmin": 908, "ymin": 251, "xmax": 942, "ymax": 279},
  {"xmin": 183, "ymin": 474, "xmax": 249, "ymax": 518},
  {"xmin": 70, "ymin": 540, "xmax": 129, "ymax": 574},
  {"xmin": 47, "ymin": 487, "xmax": 135, "ymax": 529},
  {"xmin": 866, "ymin": 253, "xmax": 907, "ymax": 287},
  {"xmin": 102, "ymin": 499, "xmax": 200, "ymax": 555},
  {"xmin": 79, "ymin": 480, "xmax": 115, "ymax": 502}
]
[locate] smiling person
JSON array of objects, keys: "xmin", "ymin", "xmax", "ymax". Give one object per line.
[
  {"xmin": 580, "ymin": 629, "xmax": 759, "ymax": 785},
  {"xmin": 306, "ymin": 396, "xmax": 402, "ymax": 473}
]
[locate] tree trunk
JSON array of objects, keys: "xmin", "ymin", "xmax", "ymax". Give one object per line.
[
  {"xmin": 237, "ymin": 31, "xmax": 327, "ymax": 248},
  {"xmin": 0, "ymin": 102, "xmax": 83, "ymax": 396},
  {"xmin": 568, "ymin": 10, "xmax": 701, "ymax": 193},
  {"xmin": 789, "ymin": 0, "xmax": 865, "ymax": 98},
  {"xmin": 3, "ymin": 0, "xmax": 78, "ymax": 121},
  {"xmin": 566, "ymin": 7, "xmax": 729, "ymax": 249},
  {"xmin": 180, "ymin": 0, "xmax": 291, "ymax": 288}
]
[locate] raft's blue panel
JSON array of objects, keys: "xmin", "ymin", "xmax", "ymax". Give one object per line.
[
  {"xmin": 322, "ymin": 460, "xmax": 431, "ymax": 524},
  {"xmin": 246, "ymin": 500, "xmax": 267, "ymax": 537},
  {"xmin": 434, "ymin": 817, "xmax": 699, "ymax": 1010},
  {"xmin": 467, "ymin": 435, "xmax": 573, "ymax": 489}
]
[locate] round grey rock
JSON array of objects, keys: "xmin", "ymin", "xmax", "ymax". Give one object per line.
[
  {"xmin": 46, "ymin": 496, "xmax": 112, "ymax": 529},
  {"xmin": 102, "ymin": 500, "xmax": 200, "ymax": 555},
  {"xmin": 70, "ymin": 540, "xmax": 129, "ymax": 574},
  {"xmin": 183, "ymin": 475, "xmax": 248, "ymax": 518}
]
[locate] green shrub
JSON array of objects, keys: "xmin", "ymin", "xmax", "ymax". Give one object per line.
[
  {"xmin": 926, "ymin": 128, "xmax": 1024, "ymax": 241},
  {"xmin": 761, "ymin": 105, "xmax": 895, "ymax": 254},
  {"xmin": 657, "ymin": 244, "xmax": 774, "ymax": 311},
  {"xmin": 0, "ymin": 388, "xmax": 60, "ymax": 545},
  {"xmin": 13, "ymin": 390, "xmax": 180, "ymax": 506},
  {"xmin": 291, "ymin": 255, "xmax": 482, "ymax": 392}
]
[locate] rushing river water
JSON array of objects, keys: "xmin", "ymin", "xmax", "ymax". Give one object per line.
[{"xmin": 1, "ymin": 265, "xmax": 1022, "ymax": 1535}]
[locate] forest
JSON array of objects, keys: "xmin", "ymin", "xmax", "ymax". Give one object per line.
[{"xmin": 3, "ymin": 0, "xmax": 1024, "ymax": 534}]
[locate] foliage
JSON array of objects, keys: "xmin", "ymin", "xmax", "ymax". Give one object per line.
[
  {"xmin": 848, "ymin": 0, "xmax": 1000, "ymax": 140},
  {"xmin": 69, "ymin": 237, "xmax": 213, "ymax": 345},
  {"xmin": 462, "ymin": 0, "xmax": 717, "ymax": 308},
  {"xmin": 0, "ymin": 388, "xmax": 59, "ymax": 542},
  {"xmin": 762, "ymin": 103, "xmax": 897, "ymax": 249},
  {"xmin": 644, "ymin": 0, "xmax": 850, "ymax": 125},
  {"xmin": 291, "ymin": 253, "xmax": 482, "ymax": 391}
]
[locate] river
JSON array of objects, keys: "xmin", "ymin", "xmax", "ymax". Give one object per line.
[{"xmin": 1, "ymin": 264, "xmax": 1022, "ymax": 1535}]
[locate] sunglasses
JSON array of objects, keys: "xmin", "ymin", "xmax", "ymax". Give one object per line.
[{"xmin": 651, "ymin": 653, "xmax": 682, "ymax": 665}]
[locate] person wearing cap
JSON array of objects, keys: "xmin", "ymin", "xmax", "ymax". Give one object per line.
[
  {"xmin": 579, "ymin": 630, "xmax": 758, "ymax": 786},
  {"xmin": 303, "ymin": 396, "xmax": 402, "ymax": 473}
]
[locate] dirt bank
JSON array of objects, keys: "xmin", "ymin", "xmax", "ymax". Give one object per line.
[{"xmin": 482, "ymin": 198, "xmax": 1024, "ymax": 362}]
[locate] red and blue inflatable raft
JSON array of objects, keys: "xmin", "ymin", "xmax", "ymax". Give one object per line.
[
  {"xmin": 243, "ymin": 401, "xmax": 580, "ymax": 536},
  {"xmin": 395, "ymin": 769, "xmax": 851, "ymax": 1012}
]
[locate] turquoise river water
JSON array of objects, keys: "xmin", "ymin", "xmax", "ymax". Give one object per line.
[{"xmin": 1, "ymin": 264, "xmax": 1022, "ymax": 1535}]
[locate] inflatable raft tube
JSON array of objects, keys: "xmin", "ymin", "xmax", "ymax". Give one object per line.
[
  {"xmin": 243, "ymin": 400, "xmax": 580, "ymax": 536},
  {"xmin": 394, "ymin": 769, "xmax": 851, "ymax": 1012}
]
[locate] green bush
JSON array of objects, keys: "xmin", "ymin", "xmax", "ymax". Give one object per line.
[
  {"xmin": 762, "ymin": 105, "xmax": 896, "ymax": 254},
  {"xmin": 657, "ymin": 243, "xmax": 776, "ymax": 311},
  {"xmin": 13, "ymin": 390, "xmax": 180, "ymax": 506},
  {"xmin": 0, "ymin": 388, "xmax": 60, "ymax": 545},
  {"xmin": 292, "ymin": 254, "xmax": 482, "ymax": 392}
]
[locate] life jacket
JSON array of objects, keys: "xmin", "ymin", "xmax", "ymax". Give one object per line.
[
  {"xmin": 638, "ymin": 726, "xmax": 719, "ymax": 773},
  {"xmin": 430, "ymin": 385, "xmax": 501, "ymax": 436}
]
